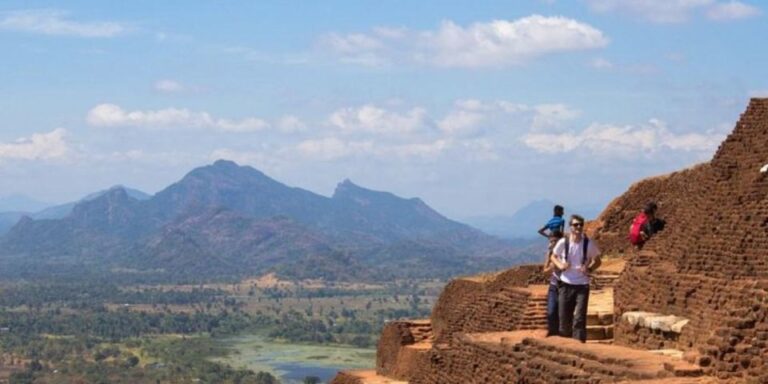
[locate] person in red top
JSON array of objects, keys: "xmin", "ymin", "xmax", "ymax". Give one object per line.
[{"xmin": 629, "ymin": 201, "xmax": 665, "ymax": 250}]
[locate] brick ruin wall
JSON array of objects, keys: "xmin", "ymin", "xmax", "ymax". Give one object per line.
[
  {"xmin": 414, "ymin": 333, "xmax": 709, "ymax": 384},
  {"xmin": 593, "ymin": 98, "xmax": 768, "ymax": 380},
  {"xmin": 430, "ymin": 264, "xmax": 549, "ymax": 344},
  {"xmin": 332, "ymin": 100, "xmax": 768, "ymax": 384},
  {"xmin": 376, "ymin": 320, "xmax": 432, "ymax": 380}
]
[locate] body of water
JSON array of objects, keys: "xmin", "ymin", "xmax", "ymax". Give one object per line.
[{"xmin": 213, "ymin": 334, "xmax": 375, "ymax": 383}]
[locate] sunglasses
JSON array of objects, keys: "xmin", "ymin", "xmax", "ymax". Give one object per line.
[{"xmin": 570, "ymin": 222, "xmax": 584, "ymax": 228}]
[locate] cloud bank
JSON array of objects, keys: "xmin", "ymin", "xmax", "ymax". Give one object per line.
[
  {"xmin": 0, "ymin": 128, "xmax": 70, "ymax": 161},
  {"xmin": 319, "ymin": 15, "xmax": 608, "ymax": 68},
  {"xmin": 87, "ymin": 104, "xmax": 270, "ymax": 133},
  {"xmin": 523, "ymin": 119, "xmax": 725, "ymax": 155}
]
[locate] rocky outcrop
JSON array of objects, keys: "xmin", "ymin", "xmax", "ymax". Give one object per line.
[{"xmin": 332, "ymin": 99, "xmax": 768, "ymax": 383}]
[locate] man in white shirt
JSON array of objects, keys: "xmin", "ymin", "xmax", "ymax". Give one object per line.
[{"xmin": 550, "ymin": 214, "xmax": 601, "ymax": 342}]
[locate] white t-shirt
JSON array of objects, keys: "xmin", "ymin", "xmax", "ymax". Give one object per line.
[{"xmin": 552, "ymin": 235, "xmax": 600, "ymax": 286}]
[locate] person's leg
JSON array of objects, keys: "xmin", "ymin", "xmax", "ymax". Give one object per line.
[
  {"xmin": 546, "ymin": 283, "xmax": 559, "ymax": 336},
  {"xmin": 558, "ymin": 283, "xmax": 576, "ymax": 338},
  {"xmin": 572, "ymin": 285, "xmax": 590, "ymax": 342}
]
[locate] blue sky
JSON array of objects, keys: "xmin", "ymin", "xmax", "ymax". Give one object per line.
[{"xmin": 0, "ymin": 0, "xmax": 765, "ymax": 218}]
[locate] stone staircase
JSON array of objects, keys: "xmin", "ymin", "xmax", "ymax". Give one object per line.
[
  {"xmin": 418, "ymin": 330, "xmax": 705, "ymax": 383},
  {"xmin": 514, "ymin": 285, "xmax": 548, "ymax": 330},
  {"xmin": 593, "ymin": 271, "xmax": 622, "ymax": 290},
  {"xmin": 331, "ymin": 261, "xmax": 720, "ymax": 384}
]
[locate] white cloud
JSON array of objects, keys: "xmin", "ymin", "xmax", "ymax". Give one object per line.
[
  {"xmin": 86, "ymin": 103, "xmax": 269, "ymax": 133},
  {"xmin": 586, "ymin": 0, "xmax": 760, "ymax": 23},
  {"xmin": 437, "ymin": 99, "xmax": 580, "ymax": 136},
  {"xmin": 328, "ymin": 105, "xmax": 430, "ymax": 136},
  {"xmin": 706, "ymin": 1, "xmax": 761, "ymax": 20},
  {"xmin": 0, "ymin": 9, "xmax": 126, "ymax": 37},
  {"xmin": 532, "ymin": 104, "xmax": 582, "ymax": 130},
  {"xmin": 319, "ymin": 15, "xmax": 608, "ymax": 68},
  {"xmin": 277, "ymin": 115, "xmax": 308, "ymax": 133},
  {"xmin": 438, "ymin": 109, "xmax": 486, "ymax": 137},
  {"xmin": 0, "ymin": 128, "xmax": 70, "ymax": 161},
  {"xmin": 523, "ymin": 119, "xmax": 725, "ymax": 154},
  {"xmin": 154, "ymin": 79, "xmax": 185, "ymax": 93}
]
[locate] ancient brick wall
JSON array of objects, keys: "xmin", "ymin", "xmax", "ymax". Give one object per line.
[
  {"xmin": 376, "ymin": 320, "xmax": 432, "ymax": 380},
  {"xmin": 429, "ymin": 265, "xmax": 548, "ymax": 344},
  {"xmin": 597, "ymin": 98, "xmax": 768, "ymax": 380},
  {"xmin": 333, "ymin": 100, "xmax": 768, "ymax": 384},
  {"xmin": 413, "ymin": 332, "xmax": 704, "ymax": 384}
]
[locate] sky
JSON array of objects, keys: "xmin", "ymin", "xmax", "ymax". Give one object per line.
[{"xmin": 0, "ymin": 0, "xmax": 766, "ymax": 219}]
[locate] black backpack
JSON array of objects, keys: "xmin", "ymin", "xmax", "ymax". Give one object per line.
[{"xmin": 564, "ymin": 236, "xmax": 589, "ymax": 265}]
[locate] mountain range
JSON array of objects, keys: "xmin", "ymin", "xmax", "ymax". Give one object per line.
[
  {"xmin": 0, "ymin": 160, "xmax": 540, "ymax": 282},
  {"xmin": 0, "ymin": 186, "xmax": 150, "ymax": 235}
]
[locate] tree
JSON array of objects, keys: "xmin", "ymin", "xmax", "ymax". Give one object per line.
[
  {"xmin": 124, "ymin": 355, "xmax": 140, "ymax": 368},
  {"xmin": 303, "ymin": 376, "xmax": 321, "ymax": 384},
  {"xmin": 255, "ymin": 371, "xmax": 278, "ymax": 384}
]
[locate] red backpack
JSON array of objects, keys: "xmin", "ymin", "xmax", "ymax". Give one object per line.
[{"xmin": 629, "ymin": 212, "xmax": 648, "ymax": 245}]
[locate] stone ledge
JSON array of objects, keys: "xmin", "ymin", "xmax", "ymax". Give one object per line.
[
  {"xmin": 459, "ymin": 330, "xmax": 703, "ymax": 380},
  {"xmin": 622, "ymin": 312, "xmax": 690, "ymax": 333}
]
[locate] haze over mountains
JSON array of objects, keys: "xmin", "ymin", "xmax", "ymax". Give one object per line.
[
  {"xmin": 0, "ymin": 160, "xmax": 539, "ymax": 282},
  {"xmin": 0, "ymin": 187, "xmax": 150, "ymax": 235},
  {"xmin": 463, "ymin": 200, "xmax": 604, "ymax": 239}
]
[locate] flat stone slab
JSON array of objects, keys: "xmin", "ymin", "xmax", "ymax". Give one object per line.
[
  {"xmin": 589, "ymin": 287, "xmax": 614, "ymax": 315},
  {"xmin": 648, "ymin": 349, "xmax": 685, "ymax": 359},
  {"xmin": 621, "ymin": 312, "xmax": 689, "ymax": 333}
]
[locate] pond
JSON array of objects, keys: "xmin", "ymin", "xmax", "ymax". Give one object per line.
[{"xmin": 213, "ymin": 334, "xmax": 376, "ymax": 383}]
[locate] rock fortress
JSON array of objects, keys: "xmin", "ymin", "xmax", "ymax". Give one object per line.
[{"xmin": 331, "ymin": 98, "xmax": 768, "ymax": 384}]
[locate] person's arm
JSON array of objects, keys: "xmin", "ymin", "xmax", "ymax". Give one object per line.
[
  {"xmin": 543, "ymin": 256, "xmax": 554, "ymax": 273},
  {"xmin": 538, "ymin": 226, "xmax": 549, "ymax": 238},
  {"xmin": 586, "ymin": 243, "xmax": 602, "ymax": 273},
  {"xmin": 587, "ymin": 254, "xmax": 602, "ymax": 273},
  {"xmin": 550, "ymin": 239, "xmax": 569, "ymax": 270},
  {"xmin": 550, "ymin": 253, "xmax": 568, "ymax": 270},
  {"xmin": 641, "ymin": 220, "xmax": 653, "ymax": 239}
]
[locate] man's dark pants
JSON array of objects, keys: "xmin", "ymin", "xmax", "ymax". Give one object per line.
[
  {"xmin": 546, "ymin": 283, "xmax": 559, "ymax": 336},
  {"xmin": 558, "ymin": 282, "xmax": 590, "ymax": 342}
]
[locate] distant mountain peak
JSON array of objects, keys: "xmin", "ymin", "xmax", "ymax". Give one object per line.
[
  {"xmin": 334, "ymin": 178, "xmax": 364, "ymax": 194},
  {"xmin": 188, "ymin": 159, "xmax": 271, "ymax": 182},
  {"xmin": 212, "ymin": 159, "xmax": 239, "ymax": 168},
  {"xmin": 82, "ymin": 185, "xmax": 151, "ymax": 202}
]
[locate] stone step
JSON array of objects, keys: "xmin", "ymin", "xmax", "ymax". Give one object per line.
[
  {"xmin": 588, "ymin": 312, "xmax": 615, "ymax": 326},
  {"xmin": 592, "ymin": 272, "xmax": 622, "ymax": 289},
  {"xmin": 587, "ymin": 324, "xmax": 615, "ymax": 340},
  {"xmin": 330, "ymin": 370, "xmax": 408, "ymax": 384},
  {"xmin": 455, "ymin": 330, "xmax": 705, "ymax": 382}
]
